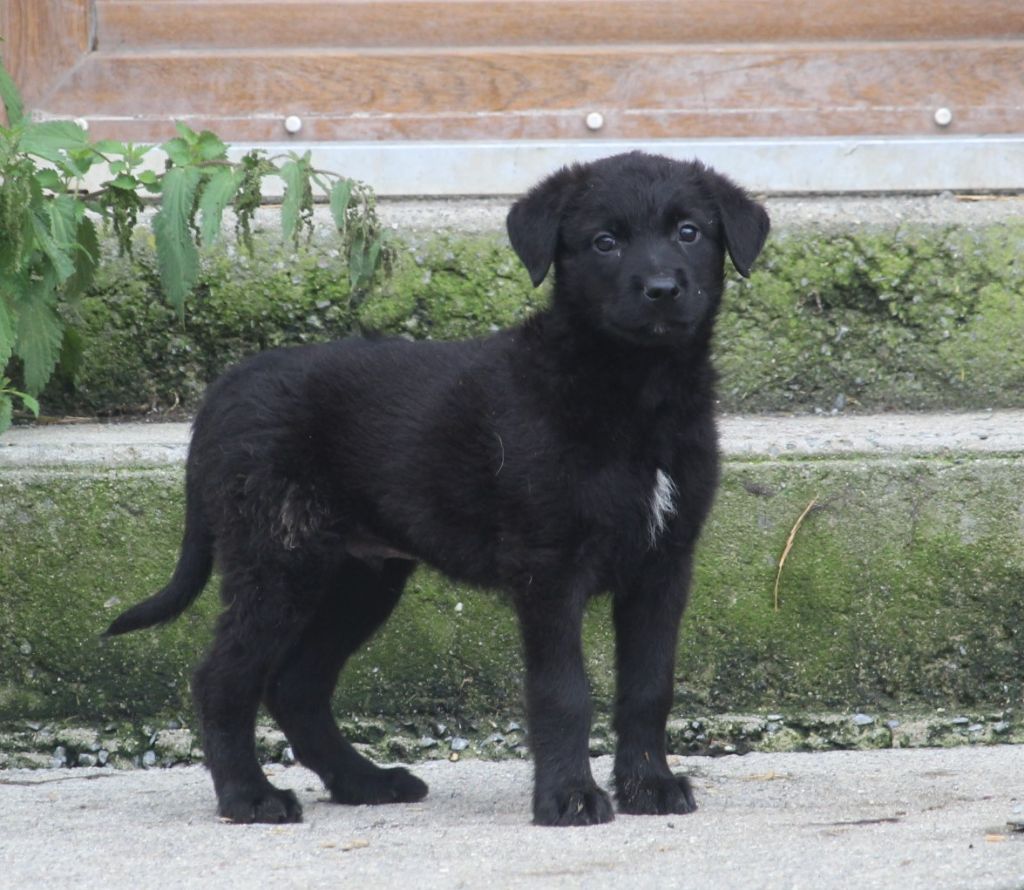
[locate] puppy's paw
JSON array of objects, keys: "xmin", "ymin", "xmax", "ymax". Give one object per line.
[
  {"xmin": 615, "ymin": 773, "xmax": 697, "ymax": 816},
  {"xmin": 533, "ymin": 783, "xmax": 615, "ymax": 826},
  {"xmin": 330, "ymin": 766, "xmax": 428, "ymax": 805},
  {"xmin": 217, "ymin": 786, "xmax": 303, "ymax": 824}
]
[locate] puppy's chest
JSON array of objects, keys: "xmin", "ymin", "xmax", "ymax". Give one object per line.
[{"xmin": 574, "ymin": 461, "xmax": 683, "ymax": 549}]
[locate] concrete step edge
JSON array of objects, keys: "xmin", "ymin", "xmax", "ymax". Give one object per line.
[{"xmin": 2, "ymin": 411, "xmax": 1023, "ymax": 467}]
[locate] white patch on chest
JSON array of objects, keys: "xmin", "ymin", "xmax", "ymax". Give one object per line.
[{"xmin": 648, "ymin": 468, "xmax": 678, "ymax": 546}]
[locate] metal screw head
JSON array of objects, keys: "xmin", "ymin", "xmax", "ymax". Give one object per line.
[
  {"xmin": 934, "ymin": 107, "xmax": 953, "ymax": 127},
  {"xmin": 284, "ymin": 115, "xmax": 303, "ymax": 134},
  {"xmin": 585, "ymin": 111, "xmax": 605, "ymax": 131}
]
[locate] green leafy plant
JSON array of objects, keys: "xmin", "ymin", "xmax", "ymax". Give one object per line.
[{"xmin": 0, "ymin": 53, "xmax": 392, "ymax": 432}]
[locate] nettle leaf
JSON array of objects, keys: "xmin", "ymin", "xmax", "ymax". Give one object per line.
[
  {"xmin": 65, "ymin": 216, "xmax": 99, "ymax": 301},
  {"xmin": 49, "ymin": 194, "xmax": 82, "ymax": 246},
  {"xmin": 162, "ymin": 136, "xmax": 193, "ymax": 168},
  {"xmin": 0, "ymin": 394, "xmax": 12, "ymax": 432},
  {"xmin": 15, "ymin": 268, "xmax": 64, "ymax": 394},
  {"xmin": 199, "ymin": 167, "xmax": 242, "ymax": 247},
  {"xmin": 195, "ymin": 130, "xmax": 228, "ymax": 162},
  {"xmin": 365, "ymin": 238, "xmax": 383, "ymax": 285},
  {"xmin": 31, "ymin": 212, "xmax": 75, "ymax": 283},
  {"xmin": 92, "ymin": 139, "xmax": 126, "ymax": 155},
  {"xmin": 279, "ymin": 158, "xmax": 308, "ymax": 246},
  {"xmin": 138, "ymin": 170, "xmax": 161, "ymax": 193},
  {"xmin": 20, "ymin": 121, "xmax": 91, "ymax": 171},
  {"xmin": 108, "ymin": 173, "xmax": 139, "ymax": 191},
  {"xmin": 0, "ymin": 54, "xmax": 25, "ymax": 127},
  {"xmin": 329, "ymin": 179, "xmax": 353, "ymax": 233},
  {"xmin": 153, "ymin": 165, "xmax": 202, "ymax": 316},
  {"xmin": 348, "ymin": 231, "xmax": 366, "ymax": 289},
  {"xmin": 0, "ymin": 296, "xmax": 16, "ymax": 369},
  {"xmin": 175, "ymin": 121, "xmax": 200, "ymax": 144},
  {"xmin": 18, "ymin": 391, "xmax": 40, "ymax": 417},
  {"xmin": 34, "ymin": 169, "xmax": 63, "ymax": 192}
]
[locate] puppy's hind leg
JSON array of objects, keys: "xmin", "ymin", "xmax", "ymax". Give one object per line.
[
  {"xmin": 192, "ymin": 571, "xmax": 309, "ymax": 824},
  {"xmin": 263, "ymin": 558, "xmax": 428, "ymax": 806}
]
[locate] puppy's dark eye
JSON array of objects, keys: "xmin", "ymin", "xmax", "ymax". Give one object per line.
[
  {"xmin": 678, "ymin": 223, "xmax": 700, "ymax": 243},
  {"xmin": 593, "ymin": 233, "xmax": 617, "ymax": 253}
]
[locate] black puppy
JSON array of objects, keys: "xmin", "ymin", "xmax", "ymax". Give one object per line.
[{"xmin": 106, "ymin": 152, "xmax": 769, "ymax": 826}]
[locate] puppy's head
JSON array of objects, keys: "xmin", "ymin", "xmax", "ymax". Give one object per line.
[{"xmin": 507, "ymin": 152, "xmax": 769, "ymax": 347}]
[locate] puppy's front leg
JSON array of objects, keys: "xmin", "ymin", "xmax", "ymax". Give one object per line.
[
  {"xmin": 612, "ymin": 561, "xmax": 697, "ymax": 815},
  {"xmin": 514, "ymin": 587, "xmax": 613, "ymax": 826}
]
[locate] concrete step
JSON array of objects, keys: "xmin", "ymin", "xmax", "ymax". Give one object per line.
[{"xmin": 1, "ymin": 412, "xmax": 1022, "ymax": 748}]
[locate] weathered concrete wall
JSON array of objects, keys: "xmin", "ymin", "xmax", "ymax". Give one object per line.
[
  {"xmin": 3, "ymin": 200, "xmax": 1023, "ymax": 765},
  {"xmin": 3, "ymin": 446, "xmax": 1021, "ymax": 732}
]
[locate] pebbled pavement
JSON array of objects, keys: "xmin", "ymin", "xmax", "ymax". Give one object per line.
[{"xmin": 1, "ymin": 747, "xmax": 1022, "ymax": 890}]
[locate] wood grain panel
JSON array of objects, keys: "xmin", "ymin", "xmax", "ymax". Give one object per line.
[
  {"xmin": 53, "ymin": 41, "xmax": 1024, "ymax": 141},
  {"xmin": 96, "ymin": 0, "xmax": 1024, "ymax": 50},
  {"xmin": 0, "ymin": 0, "xmax": 92, "ymax": 107}
]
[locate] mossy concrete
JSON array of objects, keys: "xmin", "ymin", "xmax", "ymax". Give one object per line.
[
  {"xmin": 33, "ymin": 221, "xmax": 1024, "ymax": 418},
  {"xmin": 2, "ymin": 451, "xmax": 1022, "ymax": 738}
]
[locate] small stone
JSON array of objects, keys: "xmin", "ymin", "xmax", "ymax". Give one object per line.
[
  {"xmin": 454, "ymin": 602, "xmax": 464, "ymax": 613},
  {"xmin": 886, "ymin": 720, "xmax": 901, "ymax": 730},
  {"xmin": 852, "ymin": 713, "xmax": 874, "ymax": 727},
  {"xmin": 432, "ymin": 722, "xmax": 448, "ymax": 737},
  {"xmin": 165, "ymin": 719, "xmax": 181, "ymax": 730},
  {"xmin": 765, "ymin": 722, "xmax": 781, "ymax": 734},
  {"xmin": 97, "ymin": 750, "xmax": 109, "ymax": 766},
  {"xmin": 950, "ymin": 716, "xmax": 970, "ymax": 726},
  {"xmin": 418, "ymin": 736, "xmax": 439, "ymax": 749},
  {"xmin": 281, "ymin": 746, "xmax": 296, "ymax": 764},
  {"xmin": 142, "ymin": 750, "xmax": 157, "ymax": 768},
  {"xmin": 78, "ymin": 753, "xmax": 97, "ymax": 767},
  {"xmin": 51, "ymin": 746, "xmax": 67, "ymax": 768},
  {"xmin": 505, "ymin": 722, "xmax": 522, "ymax": 733},
  {"xmin": 967, "ymin": 724, "xmax": 983, "ymax": 733},
  {"xmin": 766, "ymin": 714, "xmax": 783, "ymax": 722},
  {"xmin": 992, "ymin": 722, "xmax": 1010, "ymax": 735},
  {"xmin": 25, "ymin": 721, "xmax": 42, "ymax": 732},
  {"xmin": 450, "ymin": 737, "xmax": 469, "ymax": 752}
]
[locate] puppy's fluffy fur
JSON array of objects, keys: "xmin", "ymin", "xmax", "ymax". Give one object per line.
[{"xmin": 107, "ymin": 152, "xmax": 769, "ymax": 826}]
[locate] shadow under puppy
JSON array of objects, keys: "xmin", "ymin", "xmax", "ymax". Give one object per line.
[{"xmin": 105, "ymin": 151, "xmax": 770, "ymax": 826}]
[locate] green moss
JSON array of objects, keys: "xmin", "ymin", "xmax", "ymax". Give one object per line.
[
  {"xmin": 22, "ymin": 222, "xmax": 1024, "ymax": 417},
  {"xmin": 715, "ymin": 224, "xmax": 1024, "ymax": 411},
  {"xmin": 2, "ymin": 454, "xmax": 1022, "ymax": 726},
  {"xmin": 679, "ymin": 457, "xmax": 1024, "ymax": 712}
]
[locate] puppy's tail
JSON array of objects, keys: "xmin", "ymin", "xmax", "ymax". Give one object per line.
[{"xmin": 104, "ymin": 488, "xmax": 213, "ymax": 637}]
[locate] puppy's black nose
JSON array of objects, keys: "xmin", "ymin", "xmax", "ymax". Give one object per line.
[{"xmin": 643, "ymin": 276, "xmax": 680, "ymax": 301}]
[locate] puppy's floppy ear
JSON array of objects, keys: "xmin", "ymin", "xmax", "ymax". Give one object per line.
[
  {"xmin": 706, "ymin": 169, "xmax": 770, "ymax": 278},
  {"xmin": 506, "ymin": 164, "xmax": 581, "ymax": 287}
]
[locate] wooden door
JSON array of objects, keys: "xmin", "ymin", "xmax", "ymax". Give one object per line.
[{"xmin": 2, "ymin": 0, "xmax": 1022, "ymax": 143}]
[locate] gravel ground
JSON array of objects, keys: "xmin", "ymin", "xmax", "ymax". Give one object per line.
[
  {"xmin": 2, "ymin": 747, "xmax": 1022, "ymax": 890},
  {"xmin": 2, "ymin": 411, "xmax": 1022, "ymax": 466}
]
